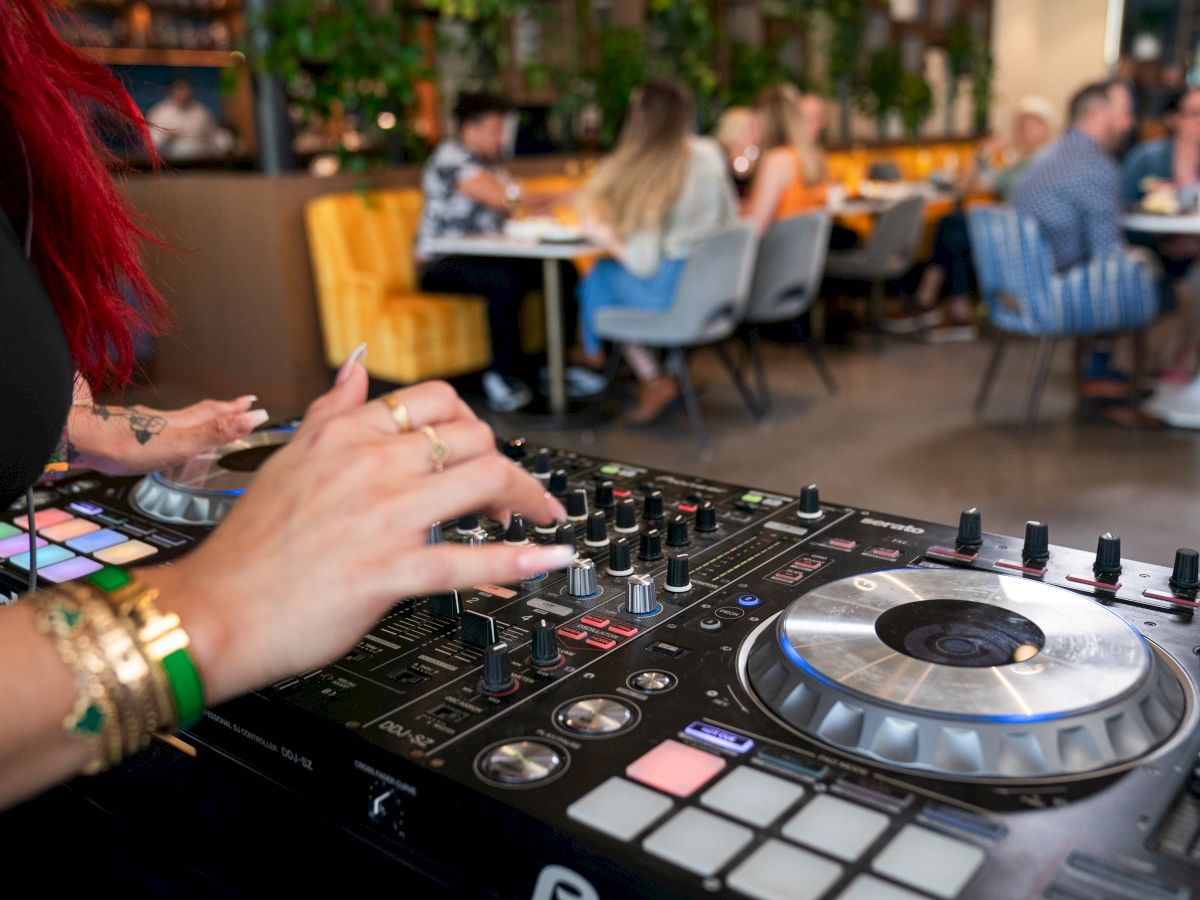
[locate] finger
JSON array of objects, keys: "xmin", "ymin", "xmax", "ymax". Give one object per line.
[
  {"xmin": 301, "ymin": 361, "xmax": 369, "ymax": 432},
  {"xmin": 379, "ymin": 543, "xmax": 577, "ymax": 598},
  {"xmin": 385, "ymin": 419, "xmax": 497, "ymax": 477},
  {"xmin": 184, "ymin": 409, "xmax": 271, "ymax": 454},
  {"xmin": 355, "ymin": 380, "xmax": 477, "ymax": 435},
  {"xmin": 168, "ymin": 395, "xmax": 257, "ymax": 428}
]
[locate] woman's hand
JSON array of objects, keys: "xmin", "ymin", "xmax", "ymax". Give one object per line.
[
  {"xmin": 579, "ymin": 217, "xmax": 624, "ymax": 258},
  {"xmin": 67, "ymin": 396, "xmax": 268, "ymax": 476},
  {"xmin": 136, "ymin": 365, "xmax": 571, "ymax": 706}
]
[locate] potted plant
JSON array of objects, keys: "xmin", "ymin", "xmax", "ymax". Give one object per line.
[
  {"xmin": 821, "ymin": 0, "xmax": 868, "ymax": 143},
  {"xmin": 899, "ymin": 70, "xmax": 934, "ymax": 137},
  {"xmin": 860, "ymin": 47, "xmax": 904, "ymax": 141},
  {"xmin": 969, "ymin": 36, "xmax": 994, "ymax": 135},
  {"xmin": 943, "ymin": 15, "xmax": 973, "ymax": 135}
]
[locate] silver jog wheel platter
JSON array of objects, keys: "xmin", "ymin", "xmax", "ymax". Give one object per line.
[
  {"xmin": 131, "ymin": 428, "xmax": 293, "ymax": 526},
  {"xmin": 743, "ymin": 569, "xmax": 1192, "ymax": 781}
]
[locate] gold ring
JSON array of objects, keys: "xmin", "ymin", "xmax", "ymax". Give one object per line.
[
  {"xmin": 420, "ymin": 425, "xmax": 449, "ymax": 473},
  {"xmin": 381, "ymin": 392, "xmax": 412, "ymax": 433}
]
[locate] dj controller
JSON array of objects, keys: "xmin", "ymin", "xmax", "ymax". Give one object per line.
[{"xmin": 5, "ymin": 425, "xmax": 1200, "ymax": 900}]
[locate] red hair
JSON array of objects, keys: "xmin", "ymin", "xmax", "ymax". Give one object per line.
[{"xmin": 0, "ymin": 1, "xmax": 164, "ymax": 391}]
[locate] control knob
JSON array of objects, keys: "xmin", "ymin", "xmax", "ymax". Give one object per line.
[
  {"xmin": 1171, "ymin": 548, "xmax": 1200, "ymax": 592},
  {"xmin": 1094, "ymin": 532, "xmax": 1122, "ymax": 579},
  {"xmin": 504, "ymin": 514, "xmax": 528, "ymax": 545},
  {"xmin": 595, "ymin": 480, "xmax": 615, "ymax": 510},
  {"xmin": 607, "ymin": 538, "xmax": 633, "ymax": 576},
  {"xmin": 566, "ymin": 488, "xmax": 589, "ymax": 522},
  {"xmin": 614, "ymin": 498, "xmax": 639, "ymax": 533},
  {"xmin": 530, "ymin": 619, "xmax": 562, "ymax": 668},
  {"xmin": 1022, "ymin": 521, "xmax": 1049, "ymax": 566},
  {"xmin": 549, "ymin": 469, "xmax": 569, "ymax": 498},
  {"xmin": 643, "ymin": 490, "xmax": 664, "ymax": 522},
  {"xmin": 585, "ymin": 510, "xmax": 610, "ymax": 548},
  {"xmin": 639, "ymin": 529, "xmax": 663, "ymax": 561},
  {"xmin": 667, "ymin": 515, "xmax": 690, "ymax": 547},
  {"xmin": 666, "ymin": 553, "xmax": 692, "ymax": 593},
  {"xmin": 626, "ymin": 574, "xmax": 659, "ymax": 615},
  {"xmin": 695, "ymin": 501, "xmax": 718, "ymax": 533},
  {"xmin": 481, "ymin": 642, "xmax": 516, "ymax": 695},
  {"xmin": 956, "ymin": 508, "xmax": 983, "ymax": 553},
  {"xmin": 567, "ymin": 557, "xmax": 599, "ymax": 598},
  {"xmin": 532, "ymin": 448, "xmax": 552, "ymax": 479},
  {"xmin": 797, "ymin": 484, "xmax": 823, "ymax": 521}
]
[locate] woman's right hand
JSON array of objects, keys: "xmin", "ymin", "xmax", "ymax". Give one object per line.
[{"xmin": 135, "ymin": 365, "xmax": 572, "ymax": 706}]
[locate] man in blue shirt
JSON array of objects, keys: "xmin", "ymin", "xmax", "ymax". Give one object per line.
[{"xmin": 1012, "ymin": 80, "xmax": 1135, "ymax": 271}]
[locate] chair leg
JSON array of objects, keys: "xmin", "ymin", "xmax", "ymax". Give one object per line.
[
  {"xmin": 788, "ymin": 318, "xmax": 838, "ymax": 398},
  {"xmin": 668, "ymin": 349, "xmax": 710, "ymax": 449},
  {"xmin": 747, "ymin": 326, "xmax": 771, "ymax": 414},
  {"xmin": 869, "ymin": 280, "xmax": 885, "ymax": 351},
  {"xmin": 1020, "ymin": 337, "xmax": 1056, "ymax": 436},
  {"xmin": 602, "ymin": 342, "xmax": 624, "ymax": 386},
  {"xmin": 975, "ymin": 333, "xmax": 1008, "ymax": 414},
  {"xmin": 714, "ymin": 341, "xmax": 764, "ymax": 421},
  {"xmin": 1131, "ymin": 329, "xmax": 1148, "ymax": 403}
]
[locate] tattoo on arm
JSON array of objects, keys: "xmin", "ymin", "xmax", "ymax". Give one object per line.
[{"xmin": 91, "ymin": 405, "xmax": 168, "ymax": 446}]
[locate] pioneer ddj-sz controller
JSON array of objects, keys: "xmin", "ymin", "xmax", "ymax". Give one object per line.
[{"xmin": 4, "ymin": 426, "xmax": 1200, "ymax": 900}]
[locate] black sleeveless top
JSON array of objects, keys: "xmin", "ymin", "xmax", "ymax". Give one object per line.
[{"xmin": 0, "ymin": 210, "xmax": 73, "ymax": 509}]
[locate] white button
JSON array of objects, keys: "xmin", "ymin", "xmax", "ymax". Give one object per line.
[
  {"xmin": 642, "ymin": 807, "xmax": 753, "ymax": 877},
  {"xmin": 726, "ymin": 839, "xmax": 843, "ymax": 900},
  {"xmin": 566, "ymin": 777, "xmax": 672, "ymax": 841},
  {"xmin": 872, "ymin": 825, "xmax": 986, "ymax": 898},
  {"xmin": 781, "ymin": 795, "xmax": 890, "ymax": 862},
  {"xmin": 837, "ymin": 874, "xmax": 927, "ymax": 900},
  {"xmin": 700, "ymin": 766, "xmax": 805, "ymax": 827}
]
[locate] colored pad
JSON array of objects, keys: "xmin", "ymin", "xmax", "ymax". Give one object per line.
[
  {"xmin": 642, "ymin": 807, "xmax": 753, "ymax": 877},
  {"xmin": 782, "ymin": 795, "xmax": 890, "ymax": 863},
  {"xmin": 14, "ymin": 508, "xmax": 72, "ymax": 529},
  {"xmin": 66, "ymin": 529, "xmax": 128, "ymax": 555},
  {"xmin": 0, "ymin": 534, "xmax": 47, "ymax": 560},
  {"xmin": 566, "ymin": 777, "xmax": 673, "ymax": 842},
  {"xmin": 94, "ymin": 540, "xmax": 158, "ymax": 565},
  {"xmin": 41, "ymin": 519, "xmax": 100, "ymax": 542},
  {"xmin": 626, "ymin": 739, "xmax": 726, "ymax": 797},
  {"xmin": 40, "ymin": 557, "xmax": 104, "ymax": 583},
  {"xmin": 700, "ymin": 766, "xmax": 805, "ymax": 827},
  {"xmin": 0, "ymin": 523, "xmax": 20, "ymax": 539},
  {"xmin": 10, "ymin": 545, "xmax": 74, "ymax": 571},
  {"xmin": 727, "ymin": 839, "xmax": 844, "ymax": 900},
  {"xmin": 872, "ymin": 825, "xmax": 986, "ymax": 899}
]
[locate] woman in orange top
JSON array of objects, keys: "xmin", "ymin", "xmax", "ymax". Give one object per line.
[{"xmin": 742, "ymin": 83, "xmax": 828, "ymax": 232}]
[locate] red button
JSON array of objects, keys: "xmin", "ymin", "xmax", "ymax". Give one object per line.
[
  {"xmin": 586, "ymin": 635, "xmax": 617, "ymax": 650},
  {"xmin": 869, "ymin": 547, "xmax": 901, "ymax": 560},
  {"xmin": 626, "ymin": 739, "xmax": 726, "ymax": 797},
  {"xmin": 581, "ymin": 615, "xmax": 611, "ymax": 628},
  {"xmin": 613, "ymin": 489, "xmax": 632, "ymax": 498},
  {"xmin": 796, "ymin": 559, "xmax": 822, "ymax": 571},
  {"xmin": 828, "ymin": 538, "xmax": 857, "ymax": 550},
  {"xmin": 559, "ymin": 627, "xmax": 587, "ymax": 641},
  {"xmin": 608, "ymin": 623, "xmax": 639, "ymax": 637},
  {"xmin": 677, "ymin": 503, "xmax": 697, "ymax": 514}
]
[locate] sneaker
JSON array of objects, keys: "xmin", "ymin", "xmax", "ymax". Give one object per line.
[
  {"xmin": 923, "ymin": 320, "xmax": 978, "ymax": 343},
  {"xmin": 482, "ymin": 371, "xmax": 533, "ymax": 412},
  {"xmin": 879, "ymin": 307, "xmax": 944, "ymax": 334},
  {"xmin": 541, "ymin": 366, "xmax": 608, "ymax": 398}
]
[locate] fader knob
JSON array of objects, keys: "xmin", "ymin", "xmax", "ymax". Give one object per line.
[
  {"xmin": 567, "ymin": 489, "xmax": 589, "ymax": 521},
  {"xmin": 585, "ymin": 510, "xmax": 610, "ymax": 548},
  {"xmin": 530, "ymin": 619, "xmax": 562, "ymax": 668},
  {"xmin": 465, "ymin": 528, "xmax": 489, "ymax": 547},
  {"xmin": 504, "ymin": 514, "xmax": 528, "ymax": 545},
  {"xmin": 595, "ymin": 480, "xmax": 615, "ymax": 510},
  {"xmin": 626, "ymin": 574, "xmax": 658, "ymax": 615},
  {"xmin": 549, "ymin": 469, "xmax": 569, "ymax": 498},
  {"xmin": 456, "ymin": 512, "xmax": 480, "ymax": 534},
  {"xmin": 426, "ymin": 522, "xmax": 444, "ymax": 545},
  {"xmin": 1022, "ymin": 521, "xmax": 1049, "ymax": 566},
  {"xmin": 956, "ymin": 508, "xmax": 983, "ymax": 552},
  {"xmin": 482, "ymin": 642, "xmax": 516, "ymax": 695},
  {"xmin": 695, "ymin": 501, "xmax": 718, "ymax": 533},
  {"xmin": 555, "ymin": 523, "xmax": 577, "ymax": 556},
  {"xmin": 615, "ymin": 498, "xmax": 639, "ymax": 533},
  {"xmin": 1094, "ymin": 533, "xmax": 1122, "ymax": 578},
  {"xmin": 643, "ymin": 490, "xmax": 664, "ymax": 522},
  {"xmin": 567, "ymin": 557, "xmax": 599, "ymax": 598},
  {"xmin": 667, "ymin": 516, "xmax": 690, "ymax": 547},
  {"xmin": 797, "ymin": 485, "xmax": 823, "ymax": 520},
  {"xmin": 639, "ymin": 529, "xmax": 663, "ymax": 561},
  {"xmin": 502, "ymin": 437, "xmax": 527, "ymax": 460},
  {"xmin": 428, "ymin": 590, "xmax": 461, "ymax": 618},
  {"xmin": 666, "ymin": 553, "xmax": 692, "ymax": 593},
  {"xmin": 607, "ymin": 538, "xmax": 633, "ymax": 576},
  {"xmin": 1171, "ymin": 548, "xmax": 1200, "ymax": 592},
  {"xmin": 532, "ymin": 448, "xmax": 552, "ymax": 479}
]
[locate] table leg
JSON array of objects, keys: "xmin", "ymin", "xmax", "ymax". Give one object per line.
[{"xmin": 542, "ymin": 258, "xmax": 567, "ymax": 416}]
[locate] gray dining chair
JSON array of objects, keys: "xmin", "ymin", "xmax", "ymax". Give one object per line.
[
  {"xmin": 594, "ymin": 223, "xmax": 760, "ymax": 448},
  {"xmin": 743, "ymin": 211, "xmax": 836, "ymax": 415},
  {"xmin": 824, "ymin": 195, "xmax": 926, "ymax": 348}
]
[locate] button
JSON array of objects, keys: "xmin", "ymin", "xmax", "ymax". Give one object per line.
[
  {"xmin": 0, "ymin": 523, "xmax": 19, "ymax": 540},
  {"xmin": 652, "ymin": 641, "xmax": 685, "ymax": 657},
  {"xmin": 40, "ymin": 519, "xmax": 100, "ymax": 542},
  {"xmin": 581, "ymin": 614, "xmax": 610, "ymax": 628},
  {"xmin": 642, "ymin": 807, "xmax": 753, "ymax": 877},
  {"xmin": 0, "ymin": 534, "xmax": 45, "ymax": 559},
  {"xmin": 95, "ymin": 514, "xmax": 128, "ymax": 527},
  {"xmin": 147, "ymin": 533, "xmax": 188, "ymax": 548},
  {"xmin": 14, "ymin": 508, "xmax": 71, "ymax": 529},
  {"xmin": 699, "ymin": 617, "xmax": 721, "ymax": 631},
  {"xmin": 685, "ymin": 722, "xmax": 755, "ymax": 754},
  {"xmin": 528, "ymin": 598, "xmax": 573, "ymax": 617},
  {"xmin": 868, "ymin": 547, "xmax": 902, "ymax": 560},
  {"xmin": 65, "ymin": 529, "xmax": 127, "ymax": 555},
  {"xmin": 828, "ymin": 538, "xmax": 857, "ymax": 551},
  {"xmin": 608, "ymin": 622, "xmax": 639, "ymax": 637},
  {"xmin": 39, "ymin": 557, "xmax": 103, "ymax": 583},
  {"xmin": 782, "ymin": 795, "xmax": 890, "ymax": 862},
  {"xmin": 627, "ymin": 739, "xmax": 726, "ymax": 797},
  {"xmin": 600, "ymin": 464, "xmax": 622, "ymax": 475},
  {"xmin": 559, "ymin": 627, "xmax": 587, "ymax": 641},
  {"xmin": 629, "ymin": 670, "xmax": 675, "ymax": 692},
  {"xmin": 700, "ymin": 766, "xmax": 804, "ymax": 826},
  {"xmin": 872, "ymin": 825, "xmax": 986, "ymax": 899},
  {"xmin": 94, "ymin": 540, "xmax": 157, "ymax": 565},
  {"xmin": 837, "ymin": 875, "xmax": 926, "ymax": 900},
  {"xmin": 726, "ymin": 839, "xmax": 843, "ymax": 900},
  {"xmin": 741, "ymin": 493, "xmax": 764, "ymax": 504},
  {"xmin": 795, "ymin": 558, "xmax": 823, "ymax": 571},
  {"xmin": 478, "ymin": 740, "xmax": 565, "ymax": 786},
  {"xmin": 585, "ymin": 635, "xmax": 617, "ymax": 650},
  {"xmin": 677, "ymin": 503, "xmax": 697, "ymax": 514},
  {"xmin": 613, "ymin": 489, "xmax": 632, "ymax": 498},
  {"xmin": 120, "ymin": 523, "xmax": 155, "ymax": 538},
  {"xmin": 714, "ymin": 607, "xmax": 744, "ymax": 620},
  {"xmin": 9, "ymin": 545, "xmax": 74, "ymax": 571},
  {"xmin": 738, "ymin": 594, "xmax": 761, "ymax": 607},
  {"xmin": 763, "ymin": 497, "xmax": 784, "ymax": 507},
  {"xmin": 567, "ymin": 776, "xmax": 672, "ymax": 841},
  {"xmin": 556, "ymin": 697, "xmax": 634, "ymax": 736},
  {"xmin": 68, "ymin": 501, "xmax": 104, "ymax": 516}
]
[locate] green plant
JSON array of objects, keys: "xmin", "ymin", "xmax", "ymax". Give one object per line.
[
  {"xmin": 425, "ymin": 0, "xmax": 538, "ymax": 93},
  {"xmin": 243, "ymin": 0, "xmax": 429, "ymax": 170},
  {"xmin": 860, "ymin": 47, "xmax": 904, "ymax": 139},
  {"xmin": 899, "ymin": 70, "xmax": 934, "ymax": 137},
  {"xmin": 591, "ymin": 25, "xmax": 647, "ymax": 147},
  {"xmin": 970, "ymin": 38, "xmax": 994, "ymax": 135},
  {"xmin": 943, "ymin": 15, "xmax": 974, "ymax": 134},
  {"xmin": 726, "ymin": 40, "xmax": 795, "ymax": 107},
  {"xmin": 646, "ymin": 0, "xmax": 721, "ymax": 131},
  {"xmin": 821, "ymin": 0, "xmax": 868, "ymax": 142}
]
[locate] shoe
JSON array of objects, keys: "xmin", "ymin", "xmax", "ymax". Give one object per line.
[
  {"xmin": 923, "ymin": 320, "xmax": 978, "ymax": 343},
  {"xmin": 482, "ymin": 371, "xmax": 533, "ymax": 412},
  {"xmin": 569, "ymin": 346, "xmax": 607, "ymax": 369},
  {"xmin": 539, "ymin": 365, "xmax": 608, "ymax": 398},
  {"xmin": 623, "ymin": 376, "xmax": 680, "ymax": 426},
  {"xmin": 879, "ymin": 307, "xmax": 944, "ymax": 334}
]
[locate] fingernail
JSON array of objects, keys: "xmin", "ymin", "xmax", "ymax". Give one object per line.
[
  {"xmin": 237, "ymin": 394, "xmax": 258, "ymax": 405},
  {"xmin": 239, "ymin": 409, "xmax": 270, "ymax": 430},
  {"xmin": 545, "ymin": 492, "xmax": 568, "ymax": 522},
  {"xmin": 335, "ymin": 343, "xmax": 368, "ymax": 385},
  {"xmin": 518, "ymin": 544, "xmax": 576, "ymax": 575}
]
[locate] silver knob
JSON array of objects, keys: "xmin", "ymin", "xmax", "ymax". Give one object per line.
[
  {"xmin": 626, "ymin": 573, "xmax": 658, "ymax": 615},
  {"xmin": 426, "ymin": 521, "xmax": 443, "ymax": 545},
  {"xmin": 466, "ymin": 527, "xmax": 489, "ymax": 547},
  {"xmin": 568, "ymin": 557, "xmax": 599, "ymax": 598}
]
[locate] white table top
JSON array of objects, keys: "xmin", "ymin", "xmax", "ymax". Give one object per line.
[
  {"xmin": 424, "ymin": 234, "xmax": 597, "ymax": 260},
  {"xmin": 1121, "ymin": 212, "xmax": 1200, "ymax": 234}
]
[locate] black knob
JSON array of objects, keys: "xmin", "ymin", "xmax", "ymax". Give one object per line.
[
  {"xmin": 696, "ymin": 501, "xmax": 718, "ymax": 533},
  {"xmin": 1094, "ymin": 533, "xmax": 1122, "ymax": 578},
  {"xmin": 585, "ymin": 510, "xmax": 610, "ymax": 547},
  {"xmin": 428, "ymin": 590, "xmax": 461, "ymax": 618},
  {"xmin": 482, "ymin": 642, "xmax": 516, "ymax": 694},
  {"xmin": 615, "ymin": 498, "xmax": 638, "ymax": 533},
  {"xmin": 1022, "ymin": 521, "xmax": 1049, "ymax": 566},
  {"xmin": 595, "ymin": 480, "xmax": 615, "ymax": 510},
  {"xmin": 532, "ymin": 448, "xmax": 551, "ymax": 478},
  {"xmin": 643, "ymin": 490, "xmax": 664, "ymax": 522},
  {"xmin": 666, "ymin": 553, "xmax": 691, "ymax": 593},
  {"xmin": 667, "ymin": 516, "xmax": 690, "ymax": 547},
  {"xmin": 549, "ymin": 469, "xmax": 569, "ymax": 498},
  {"xmin": 530, "ymin": 619, "xmax": 562, "ymax": 668},
  {"xmin": 797, "ymin": 485, "xmax": 823, "ymax": 520},
  {"xmin": 456, "ymin": 512, "xmax": 480, "ymax": 533},
  {"xmin": 956, "ymin": 508, "xmax": 983, "ymax": 552},
  {"xmin": 567, "ymin": 488, "xmax": 589, "ymax": 521},
  {"xmin": 504, "ymin": 514, "xmax": 527, "ymax": 544},
  {"xmin": 607, "ymin": 537, "xmax": 633, "ymax": 575},
  {"xmin": 426, "ymin": 522, "xmax": 444, "ymax": 545},
  {"xmin": 502, "ymin": 437, "xmax": 526, "ymax": 460},
  {"xmin": 555, "ymin": 523, "xmax": 577, "ymax": 554},
  {"xmin": 1171, "ymin": 548, "xmax": 1200, "ymax": 592},
  {"xmin": 639, "ymin": 529, "xmax": 663, "ymax": 561}
]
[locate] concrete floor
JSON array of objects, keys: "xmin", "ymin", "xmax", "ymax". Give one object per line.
[{"xmin": 508, "ymin": 337, "xmax": 1200, "ymax": 566}]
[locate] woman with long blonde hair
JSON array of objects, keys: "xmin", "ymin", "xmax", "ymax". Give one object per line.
[
  {"xmin": 743, "ymin": 83, "xmax": 829, "ymax": 232},
  {"xmin": 578, "ymin": 80, "xmax": 736, "ymax": 424}
]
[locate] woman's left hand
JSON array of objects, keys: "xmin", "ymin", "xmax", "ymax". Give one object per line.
[{"xmin": 67, "ymin": 396, "xmax": 268, "ymax": 476}]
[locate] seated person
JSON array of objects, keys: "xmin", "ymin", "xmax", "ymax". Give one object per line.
[
  {"xmin": 742, "ymin": 83, "xmax": 829, "ymax": 233},
  {"xmin": 416, "ymin": 94, "xmax": 592, "ymax": 412},
  {"xmin": 578, "ymin": 80, "xmax": 736, "ymax": 425},
  {"xmin": 714, "ymin": 106, "xmax": 761, "ymax": 198},
  {"xmin": 146, "ymin": 78, "xmax": 233, "ymax": 161}
]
